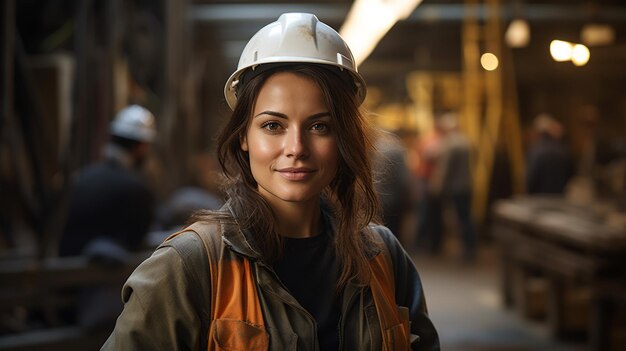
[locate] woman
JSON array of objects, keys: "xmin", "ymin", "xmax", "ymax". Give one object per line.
[{"xmin": 103, "ymin": 13, "xmax": 439, "ymax": 350}]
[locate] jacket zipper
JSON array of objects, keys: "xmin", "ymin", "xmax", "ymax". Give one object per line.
[{"xmin": 337, "ymin": 286, "xmax": 361, "ymax": 350}]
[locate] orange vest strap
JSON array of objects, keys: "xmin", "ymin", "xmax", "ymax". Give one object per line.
[
  {"xmin": 167, "ymin": 223, "xmax": 267, "ymax": 350},
  {"xmin": 369, "ymin": 231, "xmax": 411, "ymax": 351}
]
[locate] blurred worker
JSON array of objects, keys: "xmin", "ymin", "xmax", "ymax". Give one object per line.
[
  {"xmin": 432, "ymin": 112, "xmax": 477, "ymax": 261},
  {"xmin": 372, "ymin": 131, "xmax": 412, "ymax": 243},
  {"xmin": 155, "ymin": 153, "xmax": 225, "ymax": 233},
  {"xmin": 157, "ymin": 186, "xmax": 224, "ymax": 232},
  {"xmin": 60, "ymin": 105, "xmax": 156, "ymax": 257},
  {"xmin": 59, "ymin": 104, "xmax": 157, "ymax": 327},
  {"xmin": 526, "ymin": 113, "xmax": 574, "ymax": 195},
  {"xmin": 412, "ymin": 122, "xmax": 444, "ymax": 255}
]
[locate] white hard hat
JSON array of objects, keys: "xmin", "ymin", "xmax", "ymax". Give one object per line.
[
  {"xmin": 110, "ymin": 105, "xmax": 156, "ymax": 142},
  {"xmin": 224, "ymin": 12, "xmax": 366, "ymax": 110}
]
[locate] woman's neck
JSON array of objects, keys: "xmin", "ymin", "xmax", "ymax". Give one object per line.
[{"xmin": 266, "ymin": 198, "xmax": 322, "ymax": 238}]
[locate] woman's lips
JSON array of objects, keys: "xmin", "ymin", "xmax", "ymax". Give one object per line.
[{"xmin": 276, "ymin": 167, "xmax": 316, "ymax": 180}]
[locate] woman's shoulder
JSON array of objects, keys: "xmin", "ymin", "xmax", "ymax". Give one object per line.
[
  {"xmin": 144, "ymin": 222, "xmax": 223, "ymax": 300},
  {"xmin": 366, "ymin": 224, "xmax": 408, "ymax": 259},
  {"xmin": 367, "ymin": 224, "xmax": 398, "ymax": 245},
  {"xmin": 159, "ymin": 221, "xmax": 224, "ymax": 259}
]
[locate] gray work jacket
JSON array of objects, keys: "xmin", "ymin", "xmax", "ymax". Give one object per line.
[{"xmin": 101, "ymin": 215, "xmax": 440, "ymax": 350}]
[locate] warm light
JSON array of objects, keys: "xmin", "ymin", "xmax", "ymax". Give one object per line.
[
  {"xmin": 549, "ymin": 40, "xmax": 590, "ymax": 66},
  {"xmin": 505, "ymin": 19, "xmax": 530, "ymax": 48},
  {"xmin": 581, "ymin": 24, "xmax": 615, "ymax": 46},
  {"xmin": 550, "ymin": 40, "xmax": 573, "ymax": 62},
  {"xmin": 340, "ymin": 0, "xmax": 423, "ymax": 65},
  {"xmin": 480, "ymin": 53, "xmax": 499, "ymax": 71},
  {"xmin": 340, "ymin": 1, "xmax": 396, "ymax": 66},
  {"xmin": 571, "ymin": 44, "xmax": 590, "ymax": 66}
]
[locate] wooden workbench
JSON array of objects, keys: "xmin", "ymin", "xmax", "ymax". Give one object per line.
[{"xmin": 492, "ymin": 196, "xmax": 626, "ymax": 350}]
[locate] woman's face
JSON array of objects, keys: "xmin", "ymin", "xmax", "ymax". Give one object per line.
[{"xmin": 241, "ymin": 71, "xmax": 339, "ymax": 206}]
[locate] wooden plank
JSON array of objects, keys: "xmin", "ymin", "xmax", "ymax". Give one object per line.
[
  {"xmin": 0, "ymin": 326, "xmax": 110, "ymax": 351},
  {"xmin": 0, "ymin": 252, "xmax": 149, "ymax": 289},
  {"xmin": 492, "ymin": 197, "xmax": 626, "ymax": 254},
  {"xmin": 0, "ymin": 251, "xmax": 151, "ymax": 314}
]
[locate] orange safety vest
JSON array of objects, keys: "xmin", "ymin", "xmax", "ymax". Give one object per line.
[{"xmin": 171, "ymin": 223, "xmax": 410, "ymax": 351}]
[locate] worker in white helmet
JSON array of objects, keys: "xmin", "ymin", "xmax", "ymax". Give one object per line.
[
  {"xmin": 61, "ymin": 104, "xmax": 157, "ymax": 256},
  {"xmin": 104, "ymin": 14, "xmax": 439, "ymax": 350},
  {"xmin": 59, "ymin": 105, "xmax": 157, "ymax": 327}
]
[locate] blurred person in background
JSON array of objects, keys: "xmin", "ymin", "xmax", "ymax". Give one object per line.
[
  {"xmin": 157, "ymin": 186, "xmax": 223, "ymax": 232},
  {"xmin": 568, "ymin": 105, "xmax": 621, "ymax": 202},
  {"xmin": 60, "ymin": 104, "xmax": 156, "ymax": 258},
  {"xmin": 58, "ymin": 105, "xmax": 157, "ymax": 327},
  {"xmin": 412, "ymin": 118, "xmax": 445, "ymax": 256},
  {"xmin": 103, "ymin": 13, "xmax": 439, "ymax": 350},
  {"xmin": 431, "ymin": 112, "xmax": 477, "ymax": 262},
  {"xmin": 155, "ymin": 152, "xmax": 225, "ymax": 235},
  {"xmin": 372, "ymin": 131, "xmax": 413, "ymax": 244},
  {"xmin": 525, "ymin": 113, "xmax": 574, "ymax": 195}
]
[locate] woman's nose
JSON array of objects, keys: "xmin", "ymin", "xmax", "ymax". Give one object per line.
[{"xmin": 284, "ymin": 129, "xmax": 309, "ymax": 159}]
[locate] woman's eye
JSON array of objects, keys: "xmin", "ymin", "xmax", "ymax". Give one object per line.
[
  {"xmin": 261, "ymin": 122, "xmax": 281, "ymax": 131},
  {"xmin": 311, "ymin": 123, "xmax": 329, "ymax": 133}
]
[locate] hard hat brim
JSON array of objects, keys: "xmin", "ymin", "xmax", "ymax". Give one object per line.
[{"xmin": 224, "ymin": 59, "xmax": 367, "ymax": 110}]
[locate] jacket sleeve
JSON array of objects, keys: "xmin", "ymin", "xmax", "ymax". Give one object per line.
[
  {"xmin": 374, "ymin": 226, "xmax": 441, "ymax": 351},
  {"xmin": 101, "ymin": 232, "xmax": 210, "ymax": 350}
]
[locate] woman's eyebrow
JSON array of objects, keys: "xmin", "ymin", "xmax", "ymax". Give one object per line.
[
  {"xmin": 254, "ymin": 110, "xmax": 288, "ymax": 119},
  {"xmin": 253, "ymin": 111, "xmax": 331, "ymax": 119},
  {"xmin": 307, "ymin": 112, "xmax": 331, "ymax": 120}
]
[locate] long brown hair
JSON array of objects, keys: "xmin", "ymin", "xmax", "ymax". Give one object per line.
[{"xmin": 195, "ymin": 64, "xmax": 381, "ymax": 289}]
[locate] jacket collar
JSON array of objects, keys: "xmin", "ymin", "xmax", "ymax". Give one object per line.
[
  {"xmin": 219, "ymin": 201, "xmax": 263, "ymax": 260},
  {"xmin": 219, "ymin": 200, "xmax": 382, "ymax": 261}
]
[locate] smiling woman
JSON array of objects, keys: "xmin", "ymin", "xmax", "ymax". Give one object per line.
[
  {"xmin": 220, "ymin": 62, "xmax": 381, "ymax": 270},
  {"xmin": 102, "ymin": 13, "xmax": 440, "ymax": 351}
]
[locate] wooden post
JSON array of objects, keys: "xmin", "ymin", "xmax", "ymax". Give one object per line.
[
  {"xmin": 589, "ymin": 292, "xmax": 612, "ymax": 351},
  {"xmin": 547, "ymin": 277, "xmax": 566, "ymax": 338},
  {"xmin": 0, "ymin": 0, "xmax": 15, "ymax": 250},
  {"xmin": 464, "ymin": 0, "xmax": 526, "ymax": 226},
  {"xmin": 162, "ymin": 0, "xmax": 190, "ymax": 192},
  {"xmin": 1, "ymin": 0, "xmax": 15, "ymax": 127},
  {"xmin": 500, "ymin": 43, "xmax": 526, "ymax": 195},
  {"xmin": 462, "ymin": 0, "xmax": 482, "ymax": 148}
]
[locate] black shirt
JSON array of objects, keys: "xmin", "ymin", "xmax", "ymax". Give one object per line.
[{"xmin": 273, "ymin": 231, "xmax": 340, "ymax": 351}]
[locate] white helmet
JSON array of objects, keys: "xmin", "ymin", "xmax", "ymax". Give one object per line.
[
  {"xmin": 110, "ymin": 105, "xmax": 156, "ymax": 142},
  {"xmin": 224, "ymin": 12, "xmax": 366, "ymax": 110}
]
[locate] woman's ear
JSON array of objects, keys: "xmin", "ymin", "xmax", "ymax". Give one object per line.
[{"xmin": 240, "ymin": 135, "xmax": 249, "ymax": 151}]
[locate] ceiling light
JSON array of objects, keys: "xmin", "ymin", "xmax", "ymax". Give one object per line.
[
  {"xmin": 505, "ymin": 19, "xmax": 530, "ymax": 48},
  {"xmin": 340, "ymin": 0, "xmax": 423, "ymax": 66},
  {"xmin": 480, "ymin": 53, "xmax": 499, "ymax": 71},
  {"xmin": 571, "ymin": 44, "xmax": 590, "ymax": 66},
  {"xmin": 581, "ymin": 24, "xmax": 615, "ymax": 46},
  {"xmin": 550, "ymin": 40, "xmax": 573, "ymax": 62}
]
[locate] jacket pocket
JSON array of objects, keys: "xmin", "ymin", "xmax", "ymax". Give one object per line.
[
  {"xmin": 384, "ymin": 306, "xmax": 411, "ymax": 351},
  {"xmin": 212, "ymin": 318, "xmax": 269, "ymax": 351},
  {"xmin": 396, "ymin": 305, "xmax": 421, "ymax": 346},
  {"xmin": 384, "ymin": 323, "xmax": 408, "ymax": 350}
]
